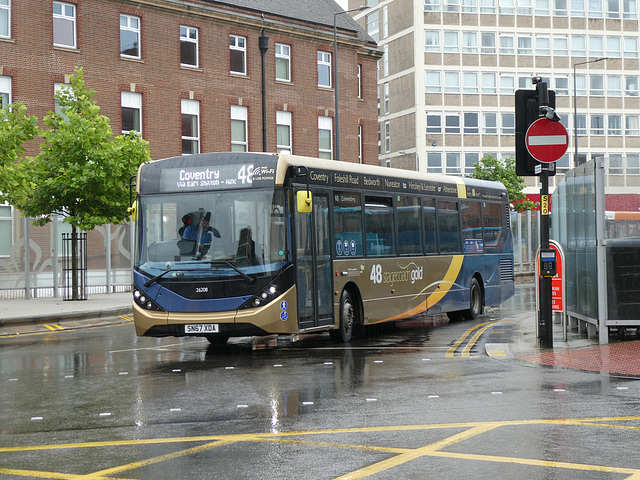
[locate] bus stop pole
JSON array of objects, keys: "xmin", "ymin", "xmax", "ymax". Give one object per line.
[{"xmin": 539, "ymin": 169, "xmax": 553, "ymax": 348}]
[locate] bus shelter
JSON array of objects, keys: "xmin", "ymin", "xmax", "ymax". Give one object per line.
[{"xmin": 552, "ymin": 158, "xmax": 640, "ymax": 344}]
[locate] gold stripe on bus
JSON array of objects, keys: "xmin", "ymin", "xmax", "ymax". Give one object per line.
[
  {"xmin": 455, "ymin": 178, "xmax": 467, "ymax": 199},
  {"xmin": 378, "ymin": 255, "xmax": 464, "ymax": 322}
]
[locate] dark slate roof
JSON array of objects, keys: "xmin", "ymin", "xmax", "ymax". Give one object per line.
[{"xmin": 203, "ymin": 0, "xmax": 375, "ymax": 44}]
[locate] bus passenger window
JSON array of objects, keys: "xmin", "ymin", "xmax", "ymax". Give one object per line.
[
  {"xmin": 423, "ymin": 198, "xmax": 437, "ymax": 253},
  {"xmin": 461, "ymin": 201, "xmax": 483, "ymax": 253},
  {"xmin": 365, "ymin": 195, "xmax": 395, "ymax": 256},
  {"xmin": 437, "ymin": 201, "xmax": 461, "ymax": 253},
  {"xmin": 334, "ymin": 191, "xmax": 363, "ymax": 257},
  {"xmin": 483, "ymin": 202, "xmax": 503, "ymax": 252},
  {"xmin": 398, "ymin": 196, "xmax": 421, "ymax": 255}
]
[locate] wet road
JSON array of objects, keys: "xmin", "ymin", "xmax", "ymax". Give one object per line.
[{"xmin": 2, "ymin": 283, "xmax": 640, "ymax": 479}]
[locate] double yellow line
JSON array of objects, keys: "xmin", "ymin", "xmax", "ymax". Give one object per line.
[{"xmin": 446, "ymin": 321, "xmax": 497, "ymax": 357}]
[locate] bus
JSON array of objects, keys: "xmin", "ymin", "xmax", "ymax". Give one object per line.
[{"xmin": 130, "ymin": 152, "xmax": 514, "ymax": 344}]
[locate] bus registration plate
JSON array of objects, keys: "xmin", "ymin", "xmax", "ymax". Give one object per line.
[{"xmin": 185, "ymin": 324, "xmax": 219, "ymax": 334}]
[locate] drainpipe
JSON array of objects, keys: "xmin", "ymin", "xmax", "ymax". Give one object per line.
[{"xmin": 259, "ymin": 29, "xmax": 269, "ymax": 152}]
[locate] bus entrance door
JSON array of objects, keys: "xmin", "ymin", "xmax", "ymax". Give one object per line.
[{"xmin": 295, "ymin": 192, "xmax": 333, "ymax": 331}]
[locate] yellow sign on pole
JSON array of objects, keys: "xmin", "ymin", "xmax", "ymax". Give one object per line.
[{"xmin": 541, "ymin": 195, "xmax": 549, "ymax": 215}]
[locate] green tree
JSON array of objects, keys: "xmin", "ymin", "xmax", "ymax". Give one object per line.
[
  {"xmin": 0, "ymin": 103, "xmax": 39, "ymax": 206},
  {"xmin": 472, "ymin": 154, "xmax": 539, "ymax": 212},
  {"xmin": 9, "ymin": 67, "xmax": 150, "ymax": 298}
]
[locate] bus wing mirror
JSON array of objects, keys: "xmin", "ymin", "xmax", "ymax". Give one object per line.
[
  {"xmin": 296, "ymin": 191, "xmax": 312, "ymax": 213},
  {"xmin": 128, "ymin": 200, "xmax": 138, "ymax": 222}
]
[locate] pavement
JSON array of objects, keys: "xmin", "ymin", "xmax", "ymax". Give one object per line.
[{"xmin": 1, "ymin": 291, "xmax": 639, "ymax": 377}]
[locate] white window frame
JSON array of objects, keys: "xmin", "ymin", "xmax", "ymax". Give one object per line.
[
  {"xmin": 608, "ymin": 114, "xmax": 622, "ymax": 135},
  {"xmin": 120, "ymin": 14, "xmax": 141, "ymax": 59},
  {"xmin": 275, "ymin": 43, "xmax": 291, "ymax": 82},
  {"xmin": 481, "ymin": 33, "xmax": 496, "ymax": 53},
  {"xmin": 180, "ymin": 26, "xmax": 199, "ymax": 68},
  {"xmin": 626, "ymin": 115, "xmax": 640, "ymax": 135},
  {"xmin": 276, "ymin": 110, "xmax": 292, "ymax": 154},
  {"xmin": 231, "ymin": 105, "xmax": 248, "ymax": 152},
  {"xmin": 427, "ymin": 113, "xmax": 442, "ymax": 133},
  {"xmin": 571, "ymin": 35, "xmax": 586, "ymax": 57},
  {"xmin": 607, "ymin": 36, "xmax": 621, "ymax": 57},
  {"xmin": 425, "ymin": 30, "xmax": 441, "ymax": 52},
  {"xmin": 0, "ymin": 0, "xmax": 10, "ymax": 39},
  {"xmin": 463, "ymin": 112, "xmax": 479, "ymax": 134},
  {"xmin": 384, "ymin": 121, "xmax": 391, "ymax": 153},
  {"xmin": 463, "ymin": 72, "xmax": 478, "ymax": 94},
  {"xmin": 443, "ymin": 31, "xmax": 460, "ymax": 53},
  {"xmin": 499, "ymin": 34, "xmax": 515, "ymax": 54},
  {"xmin": 462, "ymin": 32, "xmax": 478, "ymax": 53},
  {"xmin": 444, "ymin": 72, "xmax": 460, "ymax": 94},
  {"xmin": 230, "ymin": 35, "xmax": 247, "ymax": 75},
  {"xmin": 318, "ymin": 116, "xmax": 333, "ymax": 159},
  {"xmin": 358, "ymin": 124, "xmax": 364, "ymax": 164},
  {"xmin": 357, "ymin": 64, "xmax": 363, "ymax": 98},
  {"xmin": 446, "ymin": 152, "xmax": 461, "ymax": 174},
  {"xmin": 425, "ymin": 71, "xmax": 442, "ymax": 93},
  {"xmin": 0, "ymin": 201, "xmax": 12, "ymax": 257},
  {"xmin": 0, "ymin": 75, "xmax": 10, "ymax": 108},
  {"xmin": 483, "ymin": 112, "xmax": 498, "ymax": 134},
  {"xmin": 121, "ymin": 91, "xmax": 142, "ymax": 135},
  {"xmin": 445, "ymin": 113, "xmax": 461, "ymax": 134},
  {"xmin": 427, "ymin": 152, "xmax": 443, "ymax": 174},
  {"xmin": 366, "ymin": 10, "xmax": 379, "ymax": 42},
  {"xmin": 554, "ymin": 36, "xmax": 569, "ymax": 56},
  {"xmin": 607, "ymin": 75, "xmax": 622, "ymax": 96},
  {"xmin": 624, "ymin": 37, "xmax": 639, "ymax": 58},
  {"xmin": 53, "ymin": 1, "xmax": 76, "ymax": 49},
  {"xmin": 317, "ymin": 51, "xmax": 331, "ymax": 88},
  {"xmin": 625, "ymin": 75, "xmax": 639, "ymax": 96},
  {"xmin": 181, "ymin": 99, "xmax": 200, "ymax": 155}
]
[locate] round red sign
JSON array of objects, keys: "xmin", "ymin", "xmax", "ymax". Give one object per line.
[{"xmin": 525, "ymin": 118, "xmax": 569, "ymax": 163}]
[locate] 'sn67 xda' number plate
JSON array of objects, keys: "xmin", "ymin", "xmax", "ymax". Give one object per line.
[{"xmin": 185, "ymin": 324, "xmax": 219, "ymax": 334}]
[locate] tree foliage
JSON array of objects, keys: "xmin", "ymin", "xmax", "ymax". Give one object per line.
[
  {"xmin": 472, "ymin": 154, "xmax": 539, "ymax": 212},
  {"xmin": 8, "ymin": 67, "xmax": 150, "ymax": 230}
]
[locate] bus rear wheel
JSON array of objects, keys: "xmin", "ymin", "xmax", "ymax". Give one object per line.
[
  {"xmin": 463, "ymin": 278, "xmax": 483, "ymax": 320},
  {"xmin": 330, "ymin": 290, "xmax": 356, "ymax": 343}
]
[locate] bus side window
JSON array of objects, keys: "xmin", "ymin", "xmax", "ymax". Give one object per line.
[
  {"xmin": 461, "ymin": 201, "xmax": 483, "ymax": 253},
  {"xmin": 398, "ymin": 196, "xmax": 421, "ymax": 255},
  {"xmin": 423, "ymin": 197, "xmax": 437, "ymax": 254},
  {"xmin": 365, "ymin": 195, "xmax": 395, "ymax": 256},
  {"xmin": 333, "ymin": 191, "xmax": 363, "ymax": 257},
  {"xmin": 483, "ymin": 202, "xmax": 503, "ymax": 252},
  {"xmin": 437, "ymin": 201, "xmax": 461, "ymax": 253}
]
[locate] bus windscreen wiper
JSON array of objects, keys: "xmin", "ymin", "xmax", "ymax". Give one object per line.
[{"xmin": 209, "ymin": 260, "xmax": 255, "ymax": 284}]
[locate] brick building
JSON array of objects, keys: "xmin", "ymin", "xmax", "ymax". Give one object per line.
[{"xmin": 0, "ymin": 0, "xmax": 380, "ymax": 295}]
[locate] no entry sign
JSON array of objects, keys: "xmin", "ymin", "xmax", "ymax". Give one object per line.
[{"xmin": 525, "ymin": 118, "xmax": 569, "ymax": 163}]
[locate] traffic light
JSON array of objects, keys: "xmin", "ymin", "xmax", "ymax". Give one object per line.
[{"xmin": 515, "ymin": 81, "xmax": 557, "ymax": 177}]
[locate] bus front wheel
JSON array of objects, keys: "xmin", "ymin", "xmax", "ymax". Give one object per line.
[
  {"xmin": 330, "ymin": 290, "xmax": 356, "ymax": 343},
  {"xmin": 463, "ymin": 278, "xmax": 483, "ymax": 320}
]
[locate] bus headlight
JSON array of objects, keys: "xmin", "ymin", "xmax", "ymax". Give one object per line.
[
  {"xmin": 242, "ymin": 284, "xmax": 279, "ymax": 309},
  {"xmin": 133, "ymin": 289, "xmax": 165, "ymax": 311}
]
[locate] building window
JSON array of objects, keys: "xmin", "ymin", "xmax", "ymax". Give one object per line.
[
  {"xmin": 0, "ymin": 75, "xmax": 10, "ymax": 108},
  {"xmin": 121, "ymin": 91, "xmax": 141, "ymax": 135},
  {"xmin": 53, "ymin": 1, "xmax": 76, "ymax": 49},
  {"xmin": 445, "ymin": 114, "xmax": 460, "ymax": 133},
  {"xmin": 536, "ymin": 0, "xmax": 551, "ymax": 14},
  {"xmin": 554, "ymin": 0, "xmax": 569, "ymax": 14},
  {"xmin": 382, "ymin": 5, "xmax": 389, "ymax": 38},
  {"xmin": 317, "ymin": 51, "xmax": 331, "ymax": 88},
  {"xmin": 571, "ymin": 35, "xmax": 586, "ymax": 56},
  {"xmin": 180, "ymin": 26, "xmax": 198, "ymax": 68},
  {"xmin": 425, "ymin": 71, "xmax": 441, "ymax": 93},
  {"xmin": 230, "ymin": 35, "xmax": 246, "ymax": 75},
  {"xmin": 463, "ymin": 72, "xmax": 478, "ymax": 94},
  {"xmin": 444, "ymin": 31, "xmax": 459, "ymax": 53},
  {"xmin": 556, "ymin": 77, "xmax": 569, "ymax": 95},
  {"xmin": 383, "ymin": 44, "xmax": 389, "ymax": 77},
  {"xmin": 383, "ymin": 83, "xmax": 389, "ymax": 114},
  {"xmin": 589, "ymin": 0, "xmax": 604, "ymax": 16},
  {"xmin": 517, "ymin": 36, "xmax": 532, "ymax": 55},
  {"xmin": 591, "ymin": 114, "xmax": 605, "ymax": 135},
  {"xmin": 275, "ymin": 43, "xmax": 291, "ymax": 82},
  {"xmin": 608, "ymin": 0, "xmax": 622, "ymax": 16},
  {"xmin": 589, "ymin": 35, "xmax": 604, "ymax": 57},
  {"xmin": 627, "ymin": 154, "xmax": 640, "ymax": 174},
  {"xmin": 624, "ymin": 37, "xmax": 639, "ymax": 58},
  {"xmin": 181, "ymin": 99, "xmax": 200, "ymax": 155},
  {"xmin": 446, "ymin": 0, "xmax": 460, "ymax": 12},
  {"xmin": 608, "ymin": 75, "xmax": 622, "ymax": 96},
  {"xmin": 425, "ymin": 30, "xmax": 440, "ymax": 52},
  {"xmin": 625, "ymin": 75, "xmax": 639, "ymax": 96},
  {"xmin": 576, "ymin": 114, "xmax": 587, "ymax": 135},
  {"xmin": 501, "ymin": 113, "xmax": 515, "ymax": 134},
  {"xmin": 535, "ymin": 37, "xmax": 551, "ymax": 55},
  {"xmin": 626, "ymin": 115, "xmax": 640, "ymax": 135},
  {"xmin": 481, "ymin": 0, "xmax": 497, "ymax": 13},
  {"xmin": 623, "ymin": 0, "xmax": 637, "ymax": 18},
  {"xmin": 575, "ymin": 74, "xmax": 587, "ymax": 95},
  {"xmin": 607, "ymin": 36, "xmax": 621, "ymax": 57},
  {"xmin": 120, "ymin": 14, "xmax": 140, "ymax": 58},
  {"xmin": 384, "ymin": 121, "xmax": 391, "ymax": 153},
  {"xmin": 366, "ymin": 11, "xmax": 379, "ymax": 42},
  {"xmin": 462, "ymin": 32, "xmax": 478, "ymax": 53},
  {"xmin": 425, "ymin": 0, "xmax": 441, "ymax": 11},
  {"xmin": 499, "ymin": 34, "xmax": 515, "ymax": 55},
  {"xmin": 0, "ymin": 202, "xmax": 12, "ymax": 256},
  {"xmin": 231, "ymin": 105, "xmax": 248, "ymax": 152},
  {"xmin": 318, "ymin": 116, "xmax": 333, "ymax": 159},
  {"xmin": 358, "ymin": 124, "xmax": 363, "ymax": 164},
  {"xmin": 499, "ymin": 75, "xmax": 515, "ymax": 95},
  {"xmin": 463, "ymin": 0, "xmax": 479, "ymax": 12},
  {"xmin": 427, "ymin": 114, "xmax": 442, "ymax": 133},
  {"xmin": 481, "ymin": 33, "xmax": 496, "ymax": 53},
  {"xmin": 276, "ymin": 111, "xmax": 292, "ymax": 154},
  {"xmin": 444, "ymin": 72, "xmax": 460, "ymax": 94},
  {"xmin": 590, "ymin": 75, "xmax": 605, "ymax": 96},
  {"xmin": 465, "ymin": 153, "xmax": 479, "ymax": 175},
  {"xmin": 608, "ymin": 114, "xmax": 622, "ymax": 135},
  {"xmin": 357, "ymin": 64, "xmax": 363, "ymax": 99},
  {"xmin": 54, "ymin": 82, "xmax": 72, "ymax": 119},
  {"xmin": 427, "ymin": 152, "xmax": 442, "ymax": 173},
  {"xmin": 464, "ymin": 113, "xmax": 479, "ymax": 134},
  {"xmin": 446, "ymin": 152, "xmax": 461, "ymax": 174},
  {"xmin": 554, "ymin": 37, "xmax": 569, "ymax": 56},
  {"xmin": 484, "ymin": 112, "xmax": 498, "ymax": 134},
  {"xmin": 0, "ymin": 0, "xmax": 10, "ymax": 38},
  {"xmin": 571, "ymin": 0, "xmax": 586, "ymax": 16}
]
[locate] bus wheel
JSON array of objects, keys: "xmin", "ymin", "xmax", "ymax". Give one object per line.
[
  {"xmin": 330, "ymin": 290, "xmax": 356, "ymax": 343},
  {"xmin": 463, "ymin": 278, "xmax": 483, "ymax": 320}
]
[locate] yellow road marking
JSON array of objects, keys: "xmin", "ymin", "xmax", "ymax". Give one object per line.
[
  {"xmin": 43, "ymin": 324, "xmax": 64, "ymax": 331},
  {"xmin": 446, "ymin": 321, "xmax": 496, "ymax": 357},
  {"xmin": 3, "ymin": 417, "xmax": 640, "ymax": 479}
]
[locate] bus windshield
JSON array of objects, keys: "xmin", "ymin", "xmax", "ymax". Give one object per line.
[{"xmin": 135, "ymin": 187, "xmax": 289, "ymax": 280}]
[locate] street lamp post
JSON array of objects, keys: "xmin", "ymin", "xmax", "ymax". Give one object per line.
[
  {"xmin": 573, "ymin": 57, "xmax": 607, "ymax": 167},
  {"xmin": 334, "ymin": 6, "xmax": 367, "ymax": 161}
]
